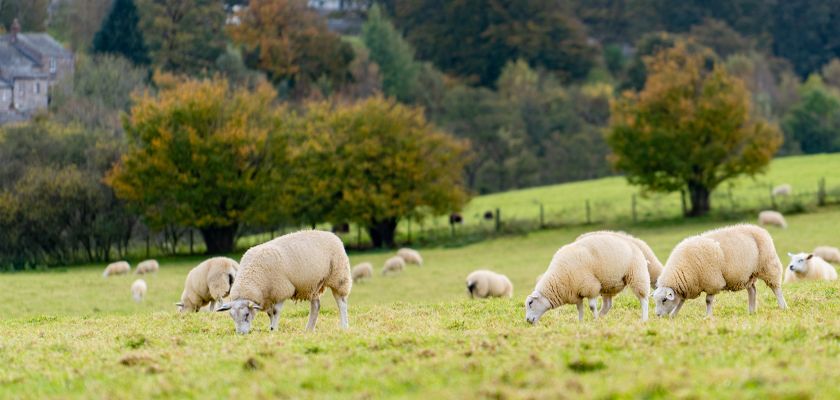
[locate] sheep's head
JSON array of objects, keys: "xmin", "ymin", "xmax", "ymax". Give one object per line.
[
  {"xmin": 653, "ymin": 287, "xmax": 680, "ymax": 316},
  {"xmin": 216, "ymin": 299, "xmax": 262, "ymax": 334},
  {"xmin": 787, "ymin": 252, "xmax": 813, "ymax": 274},
  {"xmin": 525, "ymin": 291, "xmax": 551, "ymax": 325}
]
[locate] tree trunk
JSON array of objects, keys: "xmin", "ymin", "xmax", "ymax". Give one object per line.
[
  {"xmin": 200, "ymin": 224, "xmax": 238, "ymax": 254},
  {"xmin": 687, "ymin": 182, "xmax": 711, "ymax": 217},
  {"xmin": 367, "ymin": 218, "xmax": 398, "ymax": 248}
]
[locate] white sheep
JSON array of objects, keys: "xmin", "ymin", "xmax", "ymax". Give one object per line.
[
  {"xmin": 772, "ymin": 184, "xmax": 792, "ymax": 197},
  {"xmin": 758, "ymin": 210, "xmax": 787, "ymax": 228},
  {"xmin": 577, "ymin": 230, "xmax": 663, "ymax": 288},
  {"xmin": 814, "ymin": 246, "xmax": 840, "ymax": 263},
  {"xmin": 352, "ymin": 262, "xmax": 374, "ymax": 282},
  {"xmin": 382, "ymin": 256, "xmax": 405, "ymax": 276},
  {"xmin": 397, "ymin": 248, "xmax": 423, "ymax": 266},
  {"xmin": 131, "ymin": 279, "xmax": 147, "ymax": 302},
  {"xmin": 216, "ymin": 230, "xmax": 352, "ymax": 334},
  {"xmin": 103, "ymin": 261, "xmax": 130, "ymax": 277},
  {"xmin": 785, "ymin": 253, "xmax": 838, "ymax": 282},
  {"xmin": 135, "ymin": 259, "xmax": 159, "ymax": 275},
  {"xmin": 525, "ymin": 233, "xmax": 650, "ymax": 324},
  {"xmin": 653, "ymin": 224, "xmax": 787, "ymax": 318},
  {"xmin": 466, "ymin": 270, "xmax": 513, "ymax": 299},
  {"xmin": 175, "ymin": 257, "xmax": 239, "ymax": 313}
]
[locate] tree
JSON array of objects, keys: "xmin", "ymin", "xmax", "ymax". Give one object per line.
[
  {"xmin": 92, "ymin": 0, "xmax": 150, "ymax": 65},
  {"xmin": 608, "ymin": 42, "xmax": 782, "ymax": 217},
  {"xmin": 50, "ymin": 0, "xmax": 113, "ymax": 51},
  {"xmin": 228, "ymin": 0, "xmax": 353, "ymax": 94},
  {"xmin": 361, "ymin": 4, "xmax": 419, "ymax": 102},
  {"xmin": 772, "ymin": 0, "xmax": 840, "ymax": 78},
  {"xmin": 106, "ymin": 77, "xmax": 280, "ymax": 253},
  {"xmin": 0, "ymin": 0, "xmax": 48, "ymax": 31},
  {"xmin": 782, "ymin": 75, "xmax": 840, "ymax": 154}
]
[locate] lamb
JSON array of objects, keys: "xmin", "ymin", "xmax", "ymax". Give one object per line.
[
  {"xmin": 758, "ymin": 210, "xmax": 787, "ymax": 228},
  {"xmin": 176, "ymin": 257, "xmax": 239, "ymax": 313},
  {"xmin": 653, "ymin": 224, "xmax": 787, "ymax": 318},
  {"xmin": 577, "ymin": 230, "xmax": 663, "ymax": 288},
  {"xmin": 352, "ymin": 262, "xmax": 374, "ymax": 282},
  {"xmin": 382, "ymin": 256, "xmax": 405, "ymax": 276},
  {"xmin": 216, "ymin": 230, "xmax": 352, "ymax": 334},
  {"xmin": 466, "ymin": 270, "xmax": 513, "ymax": 299},
  {"xmin": 525, "ymin": 232, "xmax": 650, "ymax": 324},
  {"xmin": 772, "ymin": 184, "xmax": 792, "ymax": 197},
  {"xmin": 135, "ymin": 259, "xmax": 159, "ymax": 275},
  {"xmin": 103, "ymin": 261, "xmax": 130, "ymax": 277},
  {"xmin": 785, "ymin": 253, "xmax": 838, "ymax": 282},
  {"xmin": 397, "ymin": 248, "xmax": 423, "ymax": 266},
  {"xmin": 813, "ymin": 246, "xmax": 840, "ymax": 263},
  {"xmin": 131, "ymin": 279, "xmax": 147, "ymax": 302}
]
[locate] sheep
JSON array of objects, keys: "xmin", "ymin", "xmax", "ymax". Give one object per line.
[
  {"xmin": 397, "ymin": 248, "xmax": 423, "ymax": 266},
  {"xmin": 103, "ymin": 261, "xmax": 130, "ymax": 277},
  {"xmin": 785, "ymin": 253, "xmax": 838, "ymax": 282},
  {"xmin": 772, "ymin": 184, "xmax": 792, "ymax": 197},
  {"xmin": 525, "ymin": 233, "xmax": 650, "ymax": 324},
  {"xmin": 135, "ymin": 259, "xmax": 159, "ymax": 275},
  {"xmin": 814, "ymin": 246, "xmax": 840, "ymax": 263},
  {"xmin": 352, "ymin": 262, "xmax": 374, "ymax": 282},
  {"xmin": 653, "ymin": 224, "xmax": 787, "ymax": 318},
  {"xmin": 535, "ymin": 273, "xmax": 544, "ymax": 285},
  {"xmin": 758, "ymin": 210, "xmax": 787, "ymax": 228},
  {"xmin": 175, "ymin": 257, "xmax": 239, "ymax": 313},
  {"xmin": 131, "ymin": 279, "xmax": 147, "ymax": 302},
  {"xmin": 577, "ymin": 230, "xmax": 663, "ymax": 288},
  {"xmin": 466, "ymin": 270, "xmax": 513, "ymax": 299},
  {"xmin": 382, "ymin": 256, "xmax": 405, "ymax": 275},
  {"xmin": 216, "ymin": 230, "xmax": 352, "ymax": 334}
]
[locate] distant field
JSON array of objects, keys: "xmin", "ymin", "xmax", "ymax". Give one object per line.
[{"xmin": 3, "ymin": 207, "xmax": 840, "ymax": 398}]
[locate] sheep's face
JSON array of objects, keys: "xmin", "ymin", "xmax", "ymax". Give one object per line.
[
  {"xmin": 216, "ymin": 299, "xmax": 261, "ymax": 334},
  {"xmin": 525, "ymin": 291, "xmax": 551, "ymax": 325},
  {"xmin": 787, "ymin": 252, "xmax": 812, "ymax": 274},
  {"xmin": 653, "ymin": 287, "xmax": 679, "ymax": 316}
]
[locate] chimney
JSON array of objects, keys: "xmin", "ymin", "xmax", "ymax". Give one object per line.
[{"xmin": 10, "ymin": 18, "xmax": 20, "ymax": 43}]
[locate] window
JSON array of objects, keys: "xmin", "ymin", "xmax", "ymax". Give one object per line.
[
  {"xmin": 50, "ymin": 58, "xmax": 57, "ymax": 73},
  {"xmin": 35, "ymin": 82, "xmax": 40, "ymax": 94}
]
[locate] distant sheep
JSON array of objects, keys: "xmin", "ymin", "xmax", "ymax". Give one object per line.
[
  {"xmin": 772, "ymin": 184, "xmax": 792, "ymax": 197},
  {"xmin": 466, "ymin": 270, "xmax": 513, "ymax": 299},
  {"xmin": 352, "ymin": 262, "xmax": 374, "ymax": 282},
  {"xmin": 131, "ymin": 279, "xmax": 147, "ymax": 302},
  {"xmin": 135, "ymin": 259, "xmax": 159, "ymax": 275},
  {"xmin": 397, "ymin": 248, "xmax": 423, "ymax": 266},
  {"xmin": 577, "ymin": 230, "xmax": 663, "ymax": 288},
  {"xmin": 382, "ymin": 256, "xmax": 405, "ymax": 275},
  {"xmin": 654, "ymin": 224, "xmax": 787, "ymax": 318},
  {"xmin": 785, "ymin": 253, "xmax": 838, "ymax": 282},
  {"xmin": 103, "ymin": 261, "xmax": 130, "ymax": 277},
  {"xmin": 217, "ymin": 230, "xmax": 352, "ymax": 334},
  {"xmin": 814, "ymin": 246, "xmax": 840, "ymax": 263},
  {"xmin": 525, "ymin": 232, "xmax": 650, "ymax": 324},
  {"xmin": 176, "ymin": 257, "xmax": 239, "ymax": 313},
  {"xmin": 758, "ymin": 210, "xmax": 787, "ymax": 228}
]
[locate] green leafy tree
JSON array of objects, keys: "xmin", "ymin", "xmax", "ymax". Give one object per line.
[
  {"xmin": 50, "ymin": 0, "xmax": 113, "ymax": 51},
  {"xmin": 782, "ymin": 75, "xmax": 840, "ymax": 154},
  {"xmin": 93, "ymin": 0, "xmax": 150, "ymax": 65},
  {"xmin": 608, "ymin": 42, "xmax": 782, "ymax": 217},
  {"xmin": 361, "ymin": 4, "xmax": 419, "ymax": 102}
]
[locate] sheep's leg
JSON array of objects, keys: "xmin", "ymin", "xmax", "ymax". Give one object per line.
[
  {"xmin": 576, "ymin": 301, "xmax": 585, "ymax": 322},
  {"xmin": 305, "ymin": 298, "xmax": 320, "ymax": 332},
  {"xmin": 747, "ymin": 284, "xmax": 757, "ymax": 314},
  {"xmin": 773, "ymin": 286, "xmax": 787, "ymax": 310},
  {"xmin": 600, "ymin": 295, "xmax": 613, "ymax": 317},
  {"xmin": 269, "ymin": 301, "xmax": 284, "ymax": 331},
  {"xmin": 705, "ymin": 294, "xmax": 715, "ymax": 317},
  {"xmin": 207, "ymin": 300, "xmax": 215, "ymax": 312},
  {"xmin": 589, "ymin": 298, "xmax": 599, "ymax": 320},
  {"xmin": 334, "ymin": 293, "xmax": 349, "ymax": 329},
  {"xmin": 669, "ymin": 298, "xmax": 684, "ymax": 318},
  {"xmin": 639, "ymin": 295, "xmax": 649, "ymax": 322}
]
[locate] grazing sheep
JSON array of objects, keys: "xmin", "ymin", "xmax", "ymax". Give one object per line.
[
  {"xmin": 577, "ymin": 230, "xmax": 663, "ymax": 288},
  {"xmin": 131, "ymin": 279, "xmax": 147, "ymax": 302},
  {"xmin": 352, "ymin": 262, "xmax": 374, "ymax": 282},
  {"xmin": 772, "ymin": 184, "xmax": 792, "ymax": 197},
  {"xmin": 103, "ymin": 261, "xmax": 130, "ymax": 277},
  {"xmin": 216, "ymin": 230, "xmax": 352, "ymax": 334},
  {"xmin": 176, "ymin": 257, "xmax": 239, "ymax": 313},
  {"xmin": 466, "ymin": 270, "xmax": 513, "ymax": 299},
  {"xmin": 535, "ymin": 273, "xmax": 544, "ymax": 285},
  {"xmin": 653, "ymin": 224, "xmax": 787, "ymax": 318},
  {"xmin": 135, "ymin": 259, "xmax": 159, "ymax": 275},
  {"xmin": 397, "ymin": 248, "xmax": 423, "ymax": 266},
  {"xmin": 525, "ymin": 233, "xmax": 650, "ymax": 324},
  {"xmin": 382, "ymin": 256, "xmax": 405, "ymax": 275},
  {"xmin": 814, "ymin": 246, "xmax": 840, "ymax": 263},
  {"xmin": 785, "ymin": 253, "xmax": 838, "ymax": 282},
  {"xmin": 758, "ymin": 210, "xmax": 787, "ymax": 228}
]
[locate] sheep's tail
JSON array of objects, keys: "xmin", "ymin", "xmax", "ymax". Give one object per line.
[{"xmin": 466, "ymin": 281, "xmax": 476, "ymax": 298}]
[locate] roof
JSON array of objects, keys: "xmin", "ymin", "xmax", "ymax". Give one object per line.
[
  {"xmin": 0, "ymin": 77, "xmax": 11, "ymax": 89},
  {"xmin": 0, "ymin": 32, "xmax": 72, "ymax": 82},
  {"xmin": 14, "ymin": 33, "xmax": 73, "ymax": 59}
]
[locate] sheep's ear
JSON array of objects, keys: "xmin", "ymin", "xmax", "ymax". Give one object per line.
[
  {"xmin": 787, "ymin": 252, "xmax": 795, "ymax": 257},
  {"xmin": 806, "ymin": 254, "xmax": 814, "ymax": 260},
  {"xmin": 666, "ymin": 290, "xmax": 675, "ymax": 300},
  {"xmin": 215, "ymin": 303, "xmax": 232, "ymax": 312},
  {"xmin": 249, "ymin": 302, "xmax": 262, "ymax": 310},
  {"xmin": 174, "ymin": 302, "xmax": 183, "ymax": 307}
]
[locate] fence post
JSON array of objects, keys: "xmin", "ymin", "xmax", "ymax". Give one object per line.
[
  {"xmin": 631, "ymin": 194, "xmax": 637, "ymax": 223},
  {"xmin": 495, "ymin": 208, "xmax": 501, "ymax": 232},
  {"xmin": 585, "ymin": 200, "xmax": 591, "ymax": 224},
  {"xmin": 189, "ymin": 229, "xmax": 194, "ymax": 255},
  {"xmin": 539, "ymin": 203, "xmax": 545, "ymax": 228},
  {"xmin": 819, "ymin": 177, "xmax": 827, "ymax": 206}
]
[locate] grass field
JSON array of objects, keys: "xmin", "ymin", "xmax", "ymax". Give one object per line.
[{"xmin": 3, "ymin": 205, "xmax": 840, "ymax": 398}]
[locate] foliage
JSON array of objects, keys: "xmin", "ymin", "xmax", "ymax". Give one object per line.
[
  {"xmin": 49, "ymin": 0, "xmax": 113, "ymax": 51},
  {"xmin": 361, "ymin": 4, "xmax": 419, "ymax": 103},
  {"xmin": 93, "ymin": 0, "xmax": 150, "ymax": 65},
  {"xmin": 688, "ymin": 18, "xmax": 754, "ymax": 58},
  {"xmin": 772, "ymin": 0, "xmax": 840, "ymax": 78},
  {"xmin": 0, "ymin": 0, "xmax": 48, "ymax": 31},
  {"xmin": 782, "ymin": 75, "xmax": 840, "ymax": 154},
  {"xmin": 608, "ymin": 42, "xmax": 782, "ymax": 216}
]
